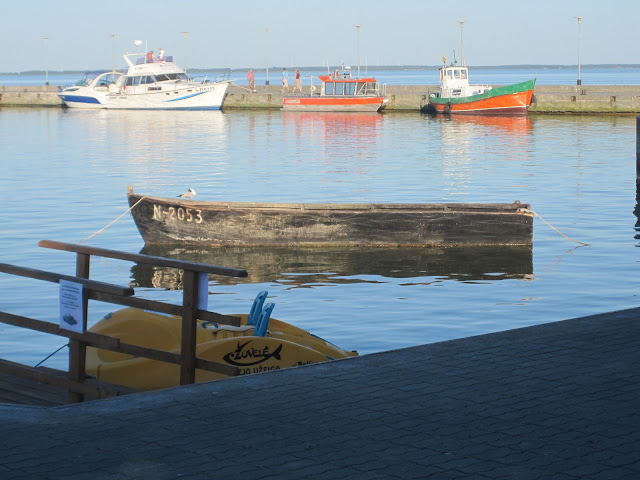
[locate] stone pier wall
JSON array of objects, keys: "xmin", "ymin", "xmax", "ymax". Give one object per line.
[{"xmin": 2, "ymin": 83, "xmax": 640, "ymax": 113}]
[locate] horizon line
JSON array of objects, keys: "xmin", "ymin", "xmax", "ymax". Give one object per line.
[{"xmin": 3, "ymin": 63, "xmax": 640, "ymax": 75}]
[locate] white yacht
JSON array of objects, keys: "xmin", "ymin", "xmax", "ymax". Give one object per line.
[{"xmin": 59, "ymin": 52, "xmax": 232, "ymax": 110}]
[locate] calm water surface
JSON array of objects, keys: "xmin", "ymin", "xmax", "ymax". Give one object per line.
[{"xmin": 1, "ymin": 106, "xmax": 638, "ymax": 370}]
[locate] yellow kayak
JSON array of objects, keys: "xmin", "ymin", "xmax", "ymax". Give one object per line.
[{"xmin": 86, "ymin": 292, "xmax": 357, "ymax": 391}]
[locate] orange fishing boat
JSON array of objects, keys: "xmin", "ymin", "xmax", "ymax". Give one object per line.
[
  {"xmin": 427, "ymin": 60, "xmax": 535, "ymax": 115},
  {"xmin": 282, "ymin": 68, "xmax": 388, "ymax": 112}
]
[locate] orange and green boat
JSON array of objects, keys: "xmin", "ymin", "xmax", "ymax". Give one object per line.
[{"xmin": 427, "ymin": 62, "xmax": 535, "ymax": 115}]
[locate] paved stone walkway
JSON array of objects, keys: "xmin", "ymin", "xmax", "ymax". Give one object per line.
[{"xmin": 1, "ymin": 308, "xmax": 638, "ymax": 479}]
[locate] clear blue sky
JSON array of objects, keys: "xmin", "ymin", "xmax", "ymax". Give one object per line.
[{"xmin": 2, "ymin": 0, "xmax": 637, "ymax": 72}]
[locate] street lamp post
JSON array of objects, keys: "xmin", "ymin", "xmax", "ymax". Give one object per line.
[
  {"xmin": 265, "ymin": 28, "xmax": 270, "ymax": 85},
  {"xmin": 354, "ymin": 24, "xmax": 361, "ymax": 78},
  {"xmin": 43, "ymin": 37, "xmax": 49, "ymax": 86},
  {"xmin": 109, "ymin": 34, "xmax": 116, "ymax": 72},
  {"xmin": 181, "ymin": 31, "xmax": 189, "ymax": 73},
  {"xmin": 576, "ymin": 16, "xmax": 582, "ymax": 86}
]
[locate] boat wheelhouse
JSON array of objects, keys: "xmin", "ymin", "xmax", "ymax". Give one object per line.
[
  {"xmin": 427, "ymin": 63, "xmax": 535, "ymax": 115},
  {"xmin": 283, "ymin": 68, "xmax": 387, "ymax": 112}
]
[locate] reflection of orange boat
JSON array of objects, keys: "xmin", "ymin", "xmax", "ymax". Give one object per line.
[
  {"xmin": 282, "ymin": 111, "xmax": 383, "ymax": 163},
  {"xmin": 442, "ymin": 115, "xmax": 533, "ymax": 134},
  {"xmin": 282, "ymin": 112, "xmax": 383, "ymax": 140},
  {"xmin": 283, "ymin": 111, "xmax": 383, "ymax": 127}
]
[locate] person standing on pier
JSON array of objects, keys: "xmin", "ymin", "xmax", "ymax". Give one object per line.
[
  {"xmin": 292, "ymin": 69, "xmax": 302, "ymax": 93},
  {"xmin": 281, "ymin": 68, "xmax": 290, "ymax": 93},
  {"xmin": 247, "ymin": 69, "xmax": 255, "ymax": 92}
]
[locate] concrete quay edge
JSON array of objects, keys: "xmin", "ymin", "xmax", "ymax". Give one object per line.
[
  {"xmin": 0, "ymin": 306, "xmax": 638, "ymax": 479},
  {"xmin": 2, "ymin": 84, "xmax": 640, "ymax": 113}
]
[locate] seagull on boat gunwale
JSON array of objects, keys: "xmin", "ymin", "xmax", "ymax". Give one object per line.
[{"xmin": 178, "ymin": 188, "xmax": 196, "ymax": 199}]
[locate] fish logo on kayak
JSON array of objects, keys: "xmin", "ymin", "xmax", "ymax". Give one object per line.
[{"xmin": 223, "ymin": 340, "xmax": 283, "ymax": 366}]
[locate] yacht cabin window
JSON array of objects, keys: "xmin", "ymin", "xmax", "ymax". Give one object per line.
[
  {"xmin": 164, "ymin": 73, "xmax": 188, "ymax": 81},
  {"xmin": 125, "ymin": 76, "xmax": 141, "ymax": 86},
  {"xmin": 325, "ymin": 80, "xmax": 374, "ymax": 95},
  {"xmin": 96, "ymin": 74, "xmax": 120, "ymax": 87}
]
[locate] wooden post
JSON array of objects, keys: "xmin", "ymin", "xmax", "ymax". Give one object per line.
[
  {"xmin": 637, "ymin": 116, "xmax": 640, "ymax": 181},
  {"xmin": 636, "ymin": 116, "xmax": 640, "ymax": 232},
  {"xmin": 180, "ymin": 270, "xmax": 199, "ymax": 385},
  {"xmin": 68, "ymin": 253, "xmax": 90, "ymax": 403}
]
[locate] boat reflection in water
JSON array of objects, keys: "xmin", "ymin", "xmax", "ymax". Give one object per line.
[
  {"xmin": 443, "ymin": 114, "xmax": 533, "ymax": 133},
  {"xmin": 131, "ymin": 245, "xmax": 533, "ymax": 290},
  {"xmin": 282, "ymin": 112, "xmax": 383, "ymax": 164},
  {"xmin": 64, "ymin": 109, "xmax": 229, "ymax": 168},
  {"xmin": 436, "ymin": 114, "xmax": 534, "ymax": 195},
  {"xmin": 438, "ymin": 114, "xmax": 534, "ymax": 156},
  {"xmin": 282, "ymin": 111, "xmax": 383, "ymax": 131}
]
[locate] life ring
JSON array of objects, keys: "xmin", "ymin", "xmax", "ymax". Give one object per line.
[{"xmin": 310, "ymin": 86, "xmax": 316, "ymax": 92}]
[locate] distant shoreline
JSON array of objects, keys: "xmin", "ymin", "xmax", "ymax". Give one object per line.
[{"xmin": 3, "ymin": 64, "xmax": 640, "ymax": 76}]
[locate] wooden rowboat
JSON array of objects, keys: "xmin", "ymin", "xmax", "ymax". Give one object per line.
[{"xmin": 127, "ymin": 185, "xmax": 533, "ymax": 247}]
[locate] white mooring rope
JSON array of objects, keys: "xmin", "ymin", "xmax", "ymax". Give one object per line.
[{"xmin": 78, "ymin": 196, "xmax": 148, "ymax": 244}]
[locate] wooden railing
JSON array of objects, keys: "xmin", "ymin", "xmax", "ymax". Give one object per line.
[{"xmin": 0, "ymin": 240, "xmax": 248, "ymax": 403}]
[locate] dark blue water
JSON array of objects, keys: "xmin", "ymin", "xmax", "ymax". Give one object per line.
[{"xmin": 1, "ymin": 98, "xmax": 639, "ymax": 370}]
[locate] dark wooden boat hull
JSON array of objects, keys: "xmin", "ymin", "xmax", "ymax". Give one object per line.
[{"xmin": 127, "ymin": 186, "xmax": 533, "ymax": 247}]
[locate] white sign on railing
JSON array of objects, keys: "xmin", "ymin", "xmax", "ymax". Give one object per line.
[{"xmin": 59, "ymin": 280, "xmax": 85, "ymax": 333}]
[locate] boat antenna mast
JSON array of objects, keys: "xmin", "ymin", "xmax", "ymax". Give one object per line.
[
  {"xmin": 354, "ymin": 24, "xmax": 361, "ymax": 78},
  {"xmin": 458, "ymin": 20, "xmax": 465, "ymax": 66}
]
